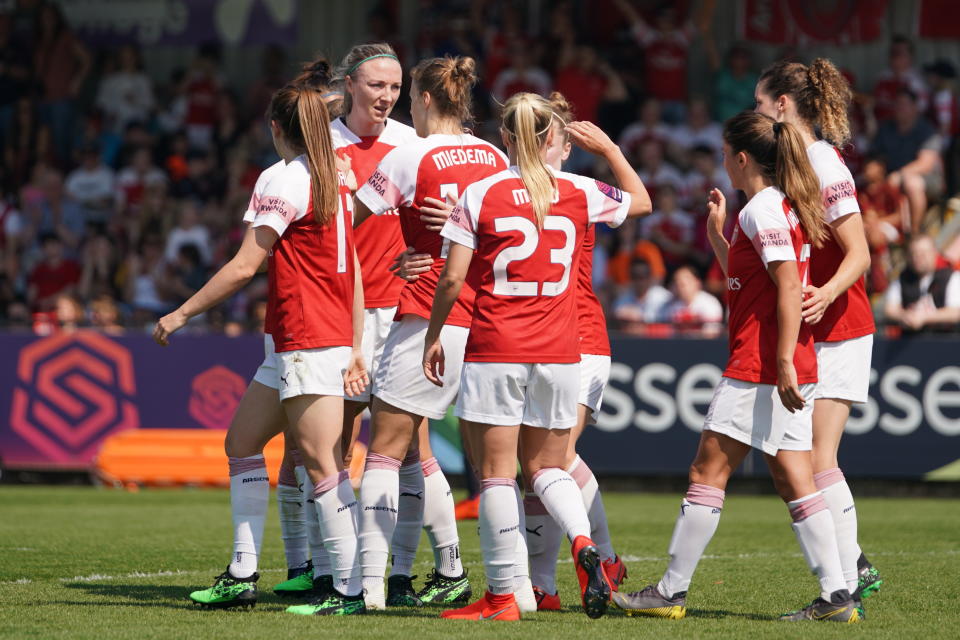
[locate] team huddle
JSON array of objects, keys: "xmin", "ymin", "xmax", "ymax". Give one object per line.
[{"xmin": 152, "ymin": 42, "xmax": 882, "ymax": 623}]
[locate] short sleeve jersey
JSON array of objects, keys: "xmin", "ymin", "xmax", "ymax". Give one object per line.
[
  {"xmin": 243, "ymin": 160, "xmax": 286, "ymax": 223},
  {"xmin": 356, "ymin": 133, "xmax": 508, "ymax": 326},
  {"xmin": 252, "ymin": 156, "xmax": 355, "ymax": 353},
  {"xmin": 577, "ymin": 225, "xmax": 611, "ymax": 356},
  {"xmin": 806, "ymin": 141, "xmax": 875, "ymax": 343},
  {"xmin": 442, "ymin": 167, "xmax": 630, "ymax": 363},
  {"xmin": 724, "ymin": 187, "xmax": 816, "ymax": 385},
  {"xmin": 331, "ymin": 117, "xmax": 419, "ymax": 308}
]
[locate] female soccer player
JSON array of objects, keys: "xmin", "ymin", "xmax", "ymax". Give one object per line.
[
  {"xmin": 351, "ymin": 55, "xmax": 508, "ymax": 610},
  {"xmin": 331, "ymin": 43, "xmax": 416, "ymax": 460},
  {"xmin": 423, "ymin": 93, "xmax": 651, "ymax": 621},
  {"xmin": 159, "ymin": 58, "xmax": 338, "ymax": 609},
  {"xmin": 523, "ymin": 93, "xmax": 632, "ymax": 611},
  {"xmin": 333, "ymin": 44, "xmax": 465, "ymax": 607},
  {"xmin": 755, "ymin": 59, "xmax": 881, "ymax": 600},
  {"xmin": 612, "ymin": 112, "xmax": 859, "ymax": 623},
  {"xmin": 154, "ymin": 83, "xmax": 369, "ymax": 616}
]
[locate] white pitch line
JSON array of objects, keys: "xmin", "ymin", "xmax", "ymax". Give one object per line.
[{"xmin": 3, "ymin": 548, "xmax": 952, "ymax": 586}]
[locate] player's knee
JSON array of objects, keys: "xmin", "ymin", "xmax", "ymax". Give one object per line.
[
  {"xmin": 224, "ymin": 428, "xmax": 257, "ymax": 459},
  {"xmin": 688, "ymin": 461, "xmax": 726, "ymax": 487}
]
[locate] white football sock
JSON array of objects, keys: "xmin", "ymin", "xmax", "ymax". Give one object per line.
[
  {"xmin": 658, "ymin": 483, "xmax": 724, "ymax": 597},
  {"xmin": 228, "ymin": 455, "xmax": 269, "ymax": 578},
  {"xmin": 479, "ymin": 478, "xmax": 519, "ymax": 595},
  {"xmin": 789, "ymin": 492, "xmax": 847, "ymax": 600},
  {"xmin": 422, "ymin": 457, "xmax": 463, "ymax": 577},
  {"xmin": 568, "ymin": 455, "xmax": 615, "ymax": 562},
  {"xmin": 277, "ymin": 455, "xmax": 309, "ymax": 570},
  {"xmin": 313, "ymin": 470, "xmax": 362, "ymax": 596},
  {"xmin": 299, "ymin": 467, "xmax": 330, "ymax": 576},
  {"xmin": 358, "ymin": 453, "xmax": 400, "ymax": 595},
  {"xmin": 512, "ymin": 484, "xmax": 536, "ymax": 612},
  {"xmin": 524, "ymin": 493, "xmax": 562, "ymax": 594},
  {"xmin": 815, "ymin": 468, "xmax": 861, "ymax": 592},
  {"xmin": 532, "ymin": 467, "xmax": 590, "ymax": 542},
  {"xmin": 391, "ymin": 452, "xmax": 424, "ymax": 577}
]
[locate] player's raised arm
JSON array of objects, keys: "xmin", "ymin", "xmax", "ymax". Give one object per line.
[{"xmin": 565, "ymin": 120, "xmax": 652, "ymax": 217}]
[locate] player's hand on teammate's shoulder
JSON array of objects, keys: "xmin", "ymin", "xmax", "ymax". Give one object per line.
[
  {"xmin": 336, "ymin": 152, "xmax": 358, "ymax": 192},
  {"xmin": 565, "ymin": 121, "xmax": 617, "ymax": 156}
]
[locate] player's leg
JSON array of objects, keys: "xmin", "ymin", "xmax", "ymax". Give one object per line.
[
  {"xmin": 356, "ymin": 398, "xmax": 420, "ymax": 609},
  {"xmin": 189, "ymin": 379, "xmax": 285, "ymax": 609},
  {"xmin": 520, "ymin": 362, "xmax": 611, "ymax": 620},
  {"xmin": 614, "ymin": 430, "xmax": 749, "ymax": 619},
  {"xmin": 386, "ymin": 433, "xmax": 426, "ymax": 606},
  {"xmin": 768, "ymin": 449, "xmax": 859, "ymax": 623},
  {"xmin": 812, "ymin": 336, "xmax": 881, "ymax": 600},
  {"xmin": 273, "ymin": 431, "xmax": 313, "ymax": 596},
  {"xmin": 440, "ymin": 421, "xmax": 522, "ymax": 621},
  {"xmin": 417, "ymin": 421, "xmax": 470, "ymax": 604}
]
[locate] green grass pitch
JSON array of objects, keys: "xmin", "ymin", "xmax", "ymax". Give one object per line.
[{"xmin": 0, "ymin": 486, "xmax": 957, "ymax": 639}]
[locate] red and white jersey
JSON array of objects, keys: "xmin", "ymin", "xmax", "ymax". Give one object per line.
[
  {"xmin": 356, "ymin": 133, "xmax": 508, "ymax": 326},
  {"xmin": 806, "ymin": 140, "xmax": 876, "ymax": 342},
  {"xmin": 724, "ymin": 187, "xmax": 816, "ymax": 385},
  {"xmin": 442, "ymin": 167, "xmax": 630, "ymax": 363},
  {"xmin": 243, "ymin": 160, "xmax": 286, "ymax": 223},
  {"xmin": 577, "ymin": 225, "xmax": 610, "ymax": 356},
  {"xmin": 631, "ymin": 22, "xmax": 693, "ymax": 102},
  {"xmin": 252, "ymin": 156, "xmax": 355, "ymax": 353},
  {"xmin": 331, "ymin": 117, "xmax": 419, "ymax": 308}
]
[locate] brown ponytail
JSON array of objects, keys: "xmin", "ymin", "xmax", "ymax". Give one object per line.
[
  {"xmin": 758, "ymin": 58, "xmax": 852, "ymax": 147},
  {"xmin": 501, "ymin": 93, "xmax": 557, "ymax": 228},
  {"xmin": 410, "ymin": 56, "xmax": 477, "ymax": 123},
  {"xmin": 268, "ymin": 85, "xmax": 339, "ymax": 224},
  {"xmin": 292, "ymin": 55, "xmax": 334, "ymax": 91},
  {"xmin": 723, "ymin": 112, "xmax": 827, "ymax": 248}
]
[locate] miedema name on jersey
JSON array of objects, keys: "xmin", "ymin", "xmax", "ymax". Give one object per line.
[{"xmin": 431, "ymin": 147, "xmax": 501, "ymax": 171}]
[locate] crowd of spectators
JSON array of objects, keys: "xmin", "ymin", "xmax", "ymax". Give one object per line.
[{"xmin": 1, "ymin": 0, "xmax": 958, "ymax": 338}]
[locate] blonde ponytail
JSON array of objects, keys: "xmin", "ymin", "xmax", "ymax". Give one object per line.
[{"xmin": 502, "ymin": 93, "xmax": 556, "ymax": 228}]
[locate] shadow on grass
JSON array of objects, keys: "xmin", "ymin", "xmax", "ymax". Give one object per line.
[{"xmin": 686, "ymin": 608, "xmax": 773, "ymax": 621}]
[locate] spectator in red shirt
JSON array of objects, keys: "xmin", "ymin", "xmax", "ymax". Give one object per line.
[
  {"xmin": 490, "ymin": 39, "xmax": 551, "ymax": 105},
  {"xmin": 183, "ymin": 44, "xmax": 223, "ymax": 149},
  {"xmin": 859, "ymin": 156, "xmax": 906, "ymax": 294},
  {"xmin": 28, "ymin": 232, "xmax": 80, "ymax": 311},
  {"xmin": 872, "ymin": 36, "xmax": 928, "ymax": 123},
  {"xmin": 614, "ymin": 0, "xmax": 703, "ymax": 123}
]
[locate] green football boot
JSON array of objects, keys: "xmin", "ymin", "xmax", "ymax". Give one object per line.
[
  {"xmin": 416, "ymin": 569, "xmax": 472, "ymax": 604},
  {"xmin": 286, "ymin": 590, "xmax": 366, "ymax": 616},
  {"xmin": 189, "ymin": 569, "xmax": 258, "ymax": 609},
  {"xmin": 853, "ymin": 553, "xmax": 883, "ymax": 600},
  {"xmin": 273, "ymin": 561, "xmax": 314, "ymax": 597}
]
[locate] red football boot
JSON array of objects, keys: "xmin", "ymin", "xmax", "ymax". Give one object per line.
[
  {"xmin": 440, "ymin": 591, "xmax": 521, "ymax": 621},
  {"xmin": 454, "ymin": 495, "xmax": 480, "ymax": 520},
  {"xmin": 533, "ymin": 586, "xmax": 561, "ymax": 611},
  {"xmin": 571, "ymin": 535, "xmax": 612, "ymax": 619},
  {"xmin": 602, "ymin": 555, "xmax": 628, "ymax": 591}
]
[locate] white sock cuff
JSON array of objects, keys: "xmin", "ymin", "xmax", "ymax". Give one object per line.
[
  {"xmin": 228, "ymin": 455, "xmax": 266, "ymax": 476},
  {"xmin": 788, "ymin": 492, "xmax": 828, "ymax": 522}
]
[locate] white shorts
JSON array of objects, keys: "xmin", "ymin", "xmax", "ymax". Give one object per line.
[
  {"xmin": 578, "ymin": 354, "xmax": 611, "ymax": 423},
  {"xmin": 703, "ymin": 376, "xmax": 816, "ymax": 456},
  {"xmin": 373, "ymin": 316, "xmax": 469, "ymax": 419},
  {"xmin": 456, "ymin": 361, "xmax": 580, "ymax": 429},
  {"xmin": 346, "ymin": 306, "xmax": 397, "ymax": 403},
  {"xmin": 252, "ymin": 333, "xmax": 279, "ymax": 390},
  {"xmin": 276, "ymin": 346, "xmax": 352, "ymax": 401},
  {"xmin": 813, "ymin": 334, "xmax": 873, "ymax": 404}
]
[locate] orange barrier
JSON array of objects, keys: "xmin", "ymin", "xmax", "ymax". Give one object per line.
[{"xmin": 94, "ymin": 429, "xmax": 367, "ymax": 489}]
